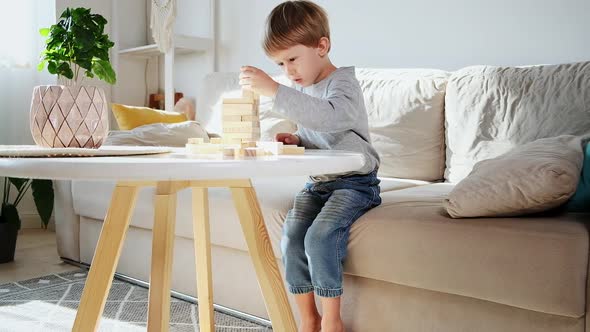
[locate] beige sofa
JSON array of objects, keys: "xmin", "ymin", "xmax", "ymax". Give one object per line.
[{"xmin": 54, "ymin": 62, "xmax": 590, "ymax": 332}]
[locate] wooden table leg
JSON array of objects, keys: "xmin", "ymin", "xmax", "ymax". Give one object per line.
[
  {"xmin": 192, "ymin": 187, "xmax": 215, "ymax": 332},
  {"xmin": 148, "ymin": 181, "xmax": 179, "ymax": 332},
  {"xmin": 72, "ymin": 183, "xmax": 140, "ymax": 332},
  {"xmin": 231, "ymin": 185, "xmax": 297, "ymax": 332}
]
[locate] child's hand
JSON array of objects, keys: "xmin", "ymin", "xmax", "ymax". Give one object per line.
[
  {"xmin": 275, "ymin": 133, "xmax": 301, "ymax": 146},
  {"xmin": 239, "ymin": 66, "xmax": 279, "ymax": 97}
]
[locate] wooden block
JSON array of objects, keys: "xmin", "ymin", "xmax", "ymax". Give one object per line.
[
  {"xmin": 222, "ymin": 115, "xmax": 243, "ymax": 122},
  {"xmin": 186, "ymin": 143, "xmax": 220, "ymax": 154},
  {"xmin": 240, "ymin": 141, "xmax": 257, "ymax": 149},
  {"xmin": 224, "ymin": 133, "xmax": 260, "ymax": 140},
  {"xmin": 256, "ymin": 141, "xmax": 284, "ymax": 155},
  {"xmin": 209, "ymin": 137, "xmax": 222, "ymax": 144},
  {"xmin": 282, "ymin": 145, "xmax": 305, "ymax": 155},
  {"xmin": 241, "ymin": 115, "xmax": 259, "ymax": 122},
  {"xmin": 223, "ymin": 98, "xmax": 251, "ymax": 104},
  {"xmin": 244, "ymin": 147, "xmax": 264, "ymax": 157},
  {"xmin": 222, "ymin": 115, "xmax": 261, "ymax": 123},
  {"xmin": 222, "ymin": 121, "xmax": 260, "ymax": 128},
  {"xmin": 222, "ymin": 137, "xmax": 243, "ymax": 145},
  {"xmin": 223, "ymin": 127, "xmax": 261, "ymax": 134},
  {"xmin": 187, "ymin": 137, "xmax": 205, "ymax": 145},
  {"xmin": 222, "ymin": 147, "xmax": 237, "ymax": 157},
  {"xmin": 223, "ymin": 103, "xmax": 258, "ymax": 116},
  {"xmin": 243, "ymin": 89, "xmax": 258, "ymax": 101}
]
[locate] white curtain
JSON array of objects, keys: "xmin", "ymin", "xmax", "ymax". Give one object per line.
[{"xmin": 0, "ymin": 1, "xmax": 55, "ymax": 145}]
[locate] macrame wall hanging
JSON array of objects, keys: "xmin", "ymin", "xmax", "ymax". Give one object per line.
[{"xmin": 150, "ymin": 0, "xmax": 177, "ymax": 53}]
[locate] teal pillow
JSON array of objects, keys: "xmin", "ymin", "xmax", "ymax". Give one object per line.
[{"xmin": 566, "ymin": 142, "xmax": 590, "ymax": 212}]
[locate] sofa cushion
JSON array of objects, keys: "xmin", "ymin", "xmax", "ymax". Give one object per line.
[
  {"xmin": 71, "ymin": 177, "xmax": 430, "ymax": 255},
  {"xmin": 444, "ymin": 135, "xmax": 584, "ymax": 218},
  {"xmin": 444, "ymin": 61, "xmax": 590, "ymax": 183},
  {"xmin": 111, "ymin": 103, "xmax": 188, "ymax": 130},
  {"xmin": 104, "ymin": 121, "xmax": 210, "ymax": 147},
  {"xmin": 344, "ymin": 183, "xmax": 589, "ymax": 317},
  {"xmin": 356, "ymin": 68, "xmax": 450, "ymax": 181}
]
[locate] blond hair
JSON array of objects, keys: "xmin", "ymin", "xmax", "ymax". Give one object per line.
[{"xmin": 263, "ymin": 1, "xmax": 330, "ymax": 55}]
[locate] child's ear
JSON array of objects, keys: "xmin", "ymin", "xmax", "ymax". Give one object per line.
[{"xmin": 317, "ymin": 37, "xmax": 330, "ymax": 57}]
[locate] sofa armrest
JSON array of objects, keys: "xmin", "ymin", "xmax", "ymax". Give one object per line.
[{"xmin": 53, "ymin": 180, "xmax": 80, "ymax": 262}]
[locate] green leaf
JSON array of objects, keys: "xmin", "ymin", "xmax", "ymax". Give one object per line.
[
  {"xmin": 92, "ymin": 59, "xmax": 116, "ymax": 84},
  {"xmin": 39, "ymin": 28, "xmax": 50, "ymax": 37},
  {"xmin": 31, "ymin": 180, "xmax": 53, "ymax": 229},
  {"xmin": 47, "ymin": 61, "xmax": 57, "ymax": 74},
  {"xmin": 1, "ymin": 204, "xmax": 21, "ymax": 230},
  {"xmin": 8, "ymin": 178, "xmax": 27, "ymax": 191},
  {"xmin": 59, "ymin": 8, "xmax": 71, "ymax": 20},
  {"xmin": 56, "ymin": 62, "xmax": 74, "ymax": 79},
  {"xmin": 37, "ymin": 60, "xmax": 47, "ymax": 72}
]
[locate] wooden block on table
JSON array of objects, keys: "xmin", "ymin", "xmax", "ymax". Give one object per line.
[
  {"xmin": 240, "ymin": 115, "xmax": 259, "ymax": 122},
  {"xmin": 244, "ymin": 147, "xmax": 264, "ymax": 157},
  {"xmin": 209, "ymin": 137, "xmax": 223, "ymax": 144},
  {"xmin": 222, "ymin": 103, "xmax": 258, "ymax": 116},
  {"xmin": 240, "ymin": 141, "xmax": 257, "ymax": 149},
  {"xmin": 222, "ymin": 115, "xmax": 261, "ymax": 123},
  {"xmin": 222, "ymin": 121, "xmax": 260, "ymax": 128},
  {"xmin": 223, "ymin": 127, "xmax": 261, "ymax": 134},
  {"xmin": 187, "ymin": 137, "xmax": 205, "ymax": 145},
  {"xmin": 222, "ymin": 89, "xmax": 259, "ymax": 105},
  {"xmin": 256, "ymin": 141, "xmax": 284, "ymax": 155},
  {"xmin": 223, "ymin": 133, "xmax": 260, "ymax": 141},
  {"xmin": 222, "ymin": 115, "xmax": 243, "ymax": 122},
  {"xmin": 282, "ymin": 145, "xmax": 305, "ymax": 155},
  {"xmin": 223, "ymin": 97, "xmax": 253, "ymax": 104},
  {"xmin": 222, "ymin": 137, "xmax": 243, "ymax": 145},
  {"xmin": 222, "ymin": 147, "xmax": 237, "ymax": 157},
  {"xmin": 186, "ymin": 143, "xmax": 220, "ymax": 154},
  {"xmin": 242, "ymin": 89, "xmax": 258, "ymax": 101}
]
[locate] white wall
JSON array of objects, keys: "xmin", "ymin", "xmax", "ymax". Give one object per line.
[{"xmin": 217, "ymin": 0, "xmax": 590, "ymax": 74}]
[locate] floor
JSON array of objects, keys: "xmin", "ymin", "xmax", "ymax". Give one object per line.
[{"xmin": 0, "ymin": 228, "xmax": 77, "ymax": 284}]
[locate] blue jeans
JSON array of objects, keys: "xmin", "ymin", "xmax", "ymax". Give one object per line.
[{"xmin": 280, "ymin": 170, "xmax": 381, "ymax": 298}]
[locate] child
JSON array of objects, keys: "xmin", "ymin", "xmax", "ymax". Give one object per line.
[{"xmin": 239, "ymin": 1, "xmax": 381, "ymax": 331}]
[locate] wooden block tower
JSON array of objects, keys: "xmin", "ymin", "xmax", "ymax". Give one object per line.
[{"xmin": 222, "ymin": 89, "xmax": 260, "ymax": 143}]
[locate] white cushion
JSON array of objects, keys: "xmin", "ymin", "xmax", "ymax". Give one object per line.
[
  {"xmin": 444, "ymin": 61, "xmax": 590, "ymax": 183},
  {"xmin": 104, "ymin": 121, "xmax": 209, "ymax": 147},
  {"xmin": 444, "ymin": 135, "xmax": 584, "ymax": 218},
  {"xmin": 356, "ymin": 68, "xmax": 450, "ymax": 181}
]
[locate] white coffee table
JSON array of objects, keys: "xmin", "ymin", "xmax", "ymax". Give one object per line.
[{"xmin": 0, "ymin": 147, "xmax": 365, "ymax": 332}]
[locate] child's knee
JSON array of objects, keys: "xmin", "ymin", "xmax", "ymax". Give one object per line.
[{"xmin": 303, "ymin": 222, "xmax": 335, "ymax": 254}]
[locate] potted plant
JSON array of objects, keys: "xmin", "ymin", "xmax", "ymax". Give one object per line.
[
  {"xmin": 31, "ymin": 7, "xmax": 117, "ymax": 149},
  {"xmin": 0, "ymin": 178, "xmax": 54, "ymax": 263}
]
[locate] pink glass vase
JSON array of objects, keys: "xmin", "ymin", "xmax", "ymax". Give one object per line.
[{"xmin": 30, "ymin": 85, "xmax": 109, "ymax": 148}]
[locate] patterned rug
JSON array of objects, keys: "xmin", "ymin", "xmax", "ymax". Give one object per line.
[{"xmin": 0, "ymin": 269, "xmax": 272, "ymax": 331}]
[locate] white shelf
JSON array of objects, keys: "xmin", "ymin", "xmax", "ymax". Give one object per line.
[{"xmin": 118, "ymin": 34, "xmax": 213, "ymax": 58}]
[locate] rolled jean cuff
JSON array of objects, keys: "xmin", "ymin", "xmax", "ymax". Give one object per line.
[
  {"xmin": 314, "ymin": 286, "xmax": 343, "ymax": 298},
  {"xmin": 288, "ymin": 285, "xmax": 314, "ymax": 295}
]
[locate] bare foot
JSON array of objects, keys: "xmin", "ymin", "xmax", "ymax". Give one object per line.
[
  {"xmin": 300, "ymin": 315, "xmax": 322, "ymax": 332},
  {"xmin": 321, "ymin": 317, "xmax": 344, "ymax": 332}
]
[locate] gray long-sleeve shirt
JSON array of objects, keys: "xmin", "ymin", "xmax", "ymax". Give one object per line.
[{"xmin": 272, "ymin": 66, "xmax": 380, "ymax": 181}]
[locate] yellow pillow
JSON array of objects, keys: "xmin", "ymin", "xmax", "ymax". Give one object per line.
[{"xmin": 111, "ymin": 103, "xmax": 188, "ymax": 130}]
